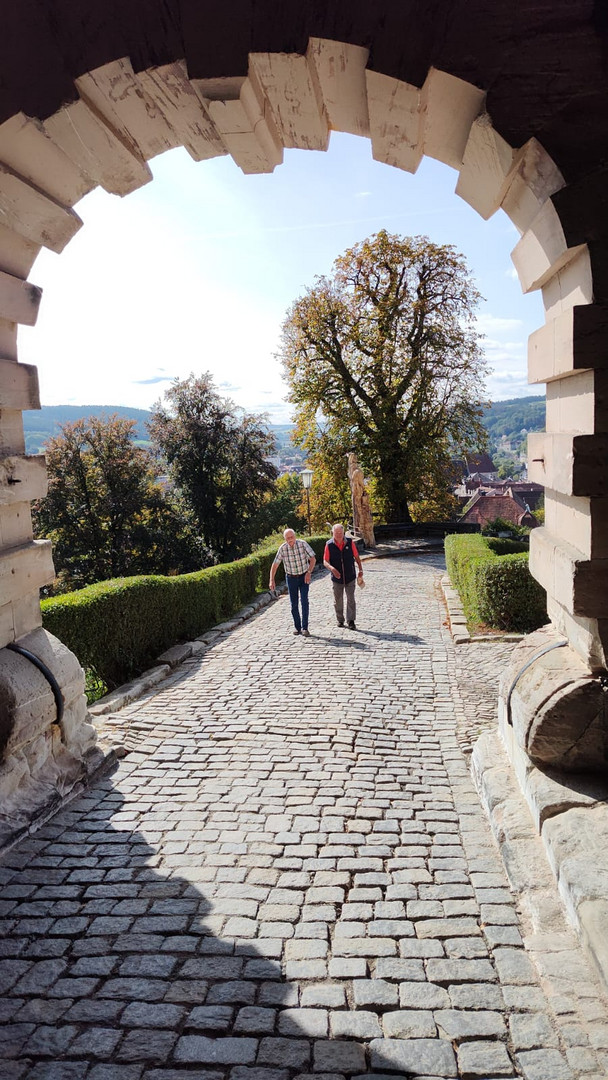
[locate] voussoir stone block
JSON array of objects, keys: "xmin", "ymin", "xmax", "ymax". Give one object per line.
[{"xmin": 499, "ymin": 625, "xmax": 608, "ymax": 772}]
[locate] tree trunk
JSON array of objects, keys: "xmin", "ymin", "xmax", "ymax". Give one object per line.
[
  {"xmin": 377, "ymin": 450, "xmax": 412, "ymax": 524},
  {"xmin": 386, "ymin": 497, "xmax": 412, "ymax": 525}
]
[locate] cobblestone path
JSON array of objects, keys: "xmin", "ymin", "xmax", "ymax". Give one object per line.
[{"xmin": 2, "ymin": 555, "xmax": 608, "ymax": 1080}]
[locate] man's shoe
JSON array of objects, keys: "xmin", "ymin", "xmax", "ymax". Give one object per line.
[
  {"xmin": 347, "ymin": 621, "xmax": 357, "ymax": 630},
  {"xmin": 337, "ymin": 619, "xmax": 345, "ymax": 627},
  {"xmin": 293, "ymin": 629, "xmax": 301, "ymax": 635},
  {"xmin": 301, "ymin": 628, "xmax": 310, "ymax": 637}
]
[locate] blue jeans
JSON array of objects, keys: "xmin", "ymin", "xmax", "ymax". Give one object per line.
[{"xmin": 286, "ymin": 573, "xmax": 309, "ymax": 631}]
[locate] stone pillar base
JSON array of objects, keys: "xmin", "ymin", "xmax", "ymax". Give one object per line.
[
  {"xmin": 501, "ymin": 624, "xmax": 608, "ymax": 773},
  {"xmin": 0, "ymin": 628, "xmax": 101, "ymax": 851},
  {"xmin": 471, "ymin": 624, "xmax": 608, "ymax": 991},
  {"xmin": 473, "ymin": 725, "xmax": 608, "ymax": 993}
]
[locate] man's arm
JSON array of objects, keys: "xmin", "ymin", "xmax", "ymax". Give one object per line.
[
  {"xmin": 269, "ymin": 550, "xmax": 282, "ymax": 590},
  {"xmin": 352, "ymin": 541, "xmax": 364, "ymax": 578},
  {"xmin": 305, "ymin": 553, "xmax": 315, "ymax": 584},
  {"xmin": 324, "ymin": 559, "xmax": 341, "ymax": 578}
]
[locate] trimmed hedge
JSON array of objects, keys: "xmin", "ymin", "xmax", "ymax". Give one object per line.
[
  {"xmin": 444, "ymin": 533, "xmax": 546, "ymax": 633},
  {"xmin": 42, "ymin": 536, "xmax": 328, "ymax": 690}
]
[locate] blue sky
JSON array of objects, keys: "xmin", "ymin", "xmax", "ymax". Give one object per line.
[{"xmin": 19, "ymin": 132, "xmax": 544, "ymax": 423}]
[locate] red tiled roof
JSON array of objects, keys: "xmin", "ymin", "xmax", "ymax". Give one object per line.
[
  {"xmin": 460, "ymin": 494, "xmax": 538, "ymax": 528},
  {"xmin": 464, "ymin": 453, "xmax": 497, "ymax": 474}
]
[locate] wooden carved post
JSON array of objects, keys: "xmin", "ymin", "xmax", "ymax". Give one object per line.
[{"xmin": 347, "ymin": 453, "xmax": 376, "ymax": 548}]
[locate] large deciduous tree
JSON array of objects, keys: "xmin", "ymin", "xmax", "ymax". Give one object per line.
[
  {"xmin": 148, "ymin": 373, "xmax": 278, "ymax": 560},
  {"xmin": 33, "ymin": 414, "xmax": 210, "ymax": 591},
  {"xmin": 280, "ymin": 231, "xmax": 488, "ymax": 523}
]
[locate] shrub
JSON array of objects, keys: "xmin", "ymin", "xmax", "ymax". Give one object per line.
[
  {"xmin": 485, "ymin": 537, "xmax": 529, "ymax": 556},
  {"xmin": 445, "ymin": 532, "xmax": 546, "ymax": 633},
  {"xmin": 481, "ymin": 516, "xmax": 532, "ymax": 541},
  {"xmin": 42, "ymin": 536, "xmax": 328, "ymax": 691}
]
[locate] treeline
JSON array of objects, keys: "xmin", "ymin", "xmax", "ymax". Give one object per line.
[
  {"xmin": 33, "ymin": 231, "xmax": 538, "ymax": 595},
  {"xmin": 25, "ymin": 395, "xmax": 547, "ymax": 460},
  {"xmin": 33, "ymin": 375, "xmax": 305, "ymax": 596},
  {"xmin": 24, "ymin": 404, "xmax": 153, "ymax": 452},
  {"xmin": 482, "ymin": 396, "xmax": 545, "ymax": 449}
]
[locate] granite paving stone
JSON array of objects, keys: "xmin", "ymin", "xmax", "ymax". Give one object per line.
[
  {"xmin": 434, "ymin": 1008, "xmax": 506, "ymax": 1039},
  {"xmin": 381, "ymin": 1009, "xmax": 437, "ymax": 1037},
  {"xmin": 369, "ymin": 1036, "xmax": 457, "ymax": 1076},
  {"xmin": 257, "ymin": 1038, "xmax": 309, "ymax": 1069},
  {"xmin": 330, "ymin": 1010, "xmax": 382, "ymax": 1038},
  {"xmin": 117, "ymin": 1029, "xmax": 178, "ymax": 1063},
  {"xmin": 1, "ymin": 555, "xmax": 607, "ymax": 1078},
  {"xmin": 28, "ymin": 1066, "xmax": 90, "ymax": 1080},
  {"xmin": 456, "ymin": 1040, "xmax": 514, "ymax": 1077},
  {"xmin": 313, "ymin": 1041, "xmax": 366, "ymax": 1074},
  {"xmin": 174, "ymin": 1036, "xmax": 258, "ymax": 1065},
  {"xmin": 68, "ymin": 1027, "xmax": 122, "ymax": 1058},
  {"xmin": 25, "ymin": 1024, "xmax": 78, "ymax": 1056},
  {"xmin": 509, "ymin": 1011, "xmax": 560, "ymax": 1049},
  {"xmin": 516, "ymin": 1048, "xmax": 575, "ymax": 1079}
]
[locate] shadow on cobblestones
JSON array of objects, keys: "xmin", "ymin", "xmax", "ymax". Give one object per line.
[
  {"xmin": 1, "ymin": 778, "xmax": 464, "ymax": 1080},
  {"xmin": 356, "ymin": 631, "xmax": 425, "ymax": 646},
  {"xmin": 2, "ymin": 555, "xmax": 607, "ymax": 1080},
  {"xmin": 305, "ymin": 634, "xmax": 369, "ymax": 651},
  {"xmin": 0, "ymin": 783, "xmax": 315, "ymax": 1077}
]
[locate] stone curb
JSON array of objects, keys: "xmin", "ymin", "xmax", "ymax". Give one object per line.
[
  {"xmin": 89, "ymin": 585, "xmax": 287, "ymax": 720},
  {"xmin": 440, "ymin": 572, "xmax": 524, "ymax": 645},
  {"xmin": 89, "ymin": 664, "xmax": 172, "ymax": 716},
  {"xmin": 440, "ymin": 573, "xmax": 471, "ymax": 643},
  {"xmin": 472, "ymin": 728, "xmax": 608, "ymax": 995}
]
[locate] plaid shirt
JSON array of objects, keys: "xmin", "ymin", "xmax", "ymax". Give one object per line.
[{"xmin": 273, "ymin": 538, "xmax": 315, "ymax": 576}]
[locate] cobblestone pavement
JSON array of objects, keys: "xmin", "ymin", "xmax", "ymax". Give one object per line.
[
  {"xmin": 449, "ymin": 640, "xmax": 518, "ymax": 758},
  {"xmin": 2, "ymin": 555, "xmax": 608, "ymax": 1080}
]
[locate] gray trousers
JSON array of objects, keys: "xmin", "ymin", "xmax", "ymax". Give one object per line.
[{"xmin": 332, "ymin": 579, "xmax": 356, "ymax": 624}]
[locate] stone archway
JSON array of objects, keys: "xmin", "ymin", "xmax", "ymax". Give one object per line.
[{"xmin": 0, "ymin": 4, "xmax": 606, "ymax": 836}]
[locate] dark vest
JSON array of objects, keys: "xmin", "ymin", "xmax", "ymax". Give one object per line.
[{"xmin": 327, "ymin": 537, "xmax": 356, "ymax": 585}]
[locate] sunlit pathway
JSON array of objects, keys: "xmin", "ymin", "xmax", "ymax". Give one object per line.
[{"xmin": 1, "ymin": 555, "xmax": 607, "ymax": 1080}]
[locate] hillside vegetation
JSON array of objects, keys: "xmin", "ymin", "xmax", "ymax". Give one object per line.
[
  {"xmin": 24, "ymin": 396, "xmax": 546, "ymax": 458},
  {"xmin": 23, "ymin": 405, "xmax": 153, "ymax": 452},
  {"xmin": 482, "ymin": 396, "xmax": 545, "ymax": 455}
]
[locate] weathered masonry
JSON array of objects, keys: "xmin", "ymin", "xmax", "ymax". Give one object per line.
[{"xmin": 0, "ymin": 3, "xmax": 607, "ymax": 842}]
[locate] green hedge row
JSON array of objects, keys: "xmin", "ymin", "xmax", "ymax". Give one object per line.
[
  {"xmin": 42, "ymin": 536, "xmax": 328, "ymax": 690},
  {"xmin": 444, "ymin": 533, "xmax": 547, "ymax": 634}
]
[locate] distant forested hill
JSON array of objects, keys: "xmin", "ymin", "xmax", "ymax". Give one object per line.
[
  {"xmin": 23, "ymin": 405, "xmax": 154, "ymax": 452},
  {"xmin": 22, "ymin": 407, "xmax": 300, "ymax": 456},
  {"xmin": 23, "ymin": 397, "xmax": 546, "ymax": 457},
  {"xmin": 482, "ymin": 396, "xmax": 545, "ymax": 453}
]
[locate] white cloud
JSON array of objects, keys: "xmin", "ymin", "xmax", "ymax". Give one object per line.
[
  {"xmin": 476, "ymin": 310, "xmax": 535, "ymax": 401},
  {"xmin": 477, "ymin": 314, "xmax": 524, "ymax": 335},
  {"xmin": 19, "ymin": 182, "xmax": 291, "ymax": 420},
  {"xmin": 486, "ymin": 370, "xmax": 539, "ymax": 401},
  {"xmin": 17, "ymin": 139, "xmax": 546, "ymax": 422}
]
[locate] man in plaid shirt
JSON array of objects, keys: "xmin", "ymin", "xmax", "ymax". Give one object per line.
[{"xmin": 269, "ymin": 529, "xmax": 316, "ymax": 636}]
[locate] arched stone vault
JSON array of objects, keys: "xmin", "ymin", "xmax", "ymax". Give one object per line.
[{"xmin": 0, "ymin": 3, "xmax": 607, "ymax": 828}]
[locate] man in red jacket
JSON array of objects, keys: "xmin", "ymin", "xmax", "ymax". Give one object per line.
[{"xmin": 323, "ymin": 523, "xmax": 364, "ymax": 630}]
